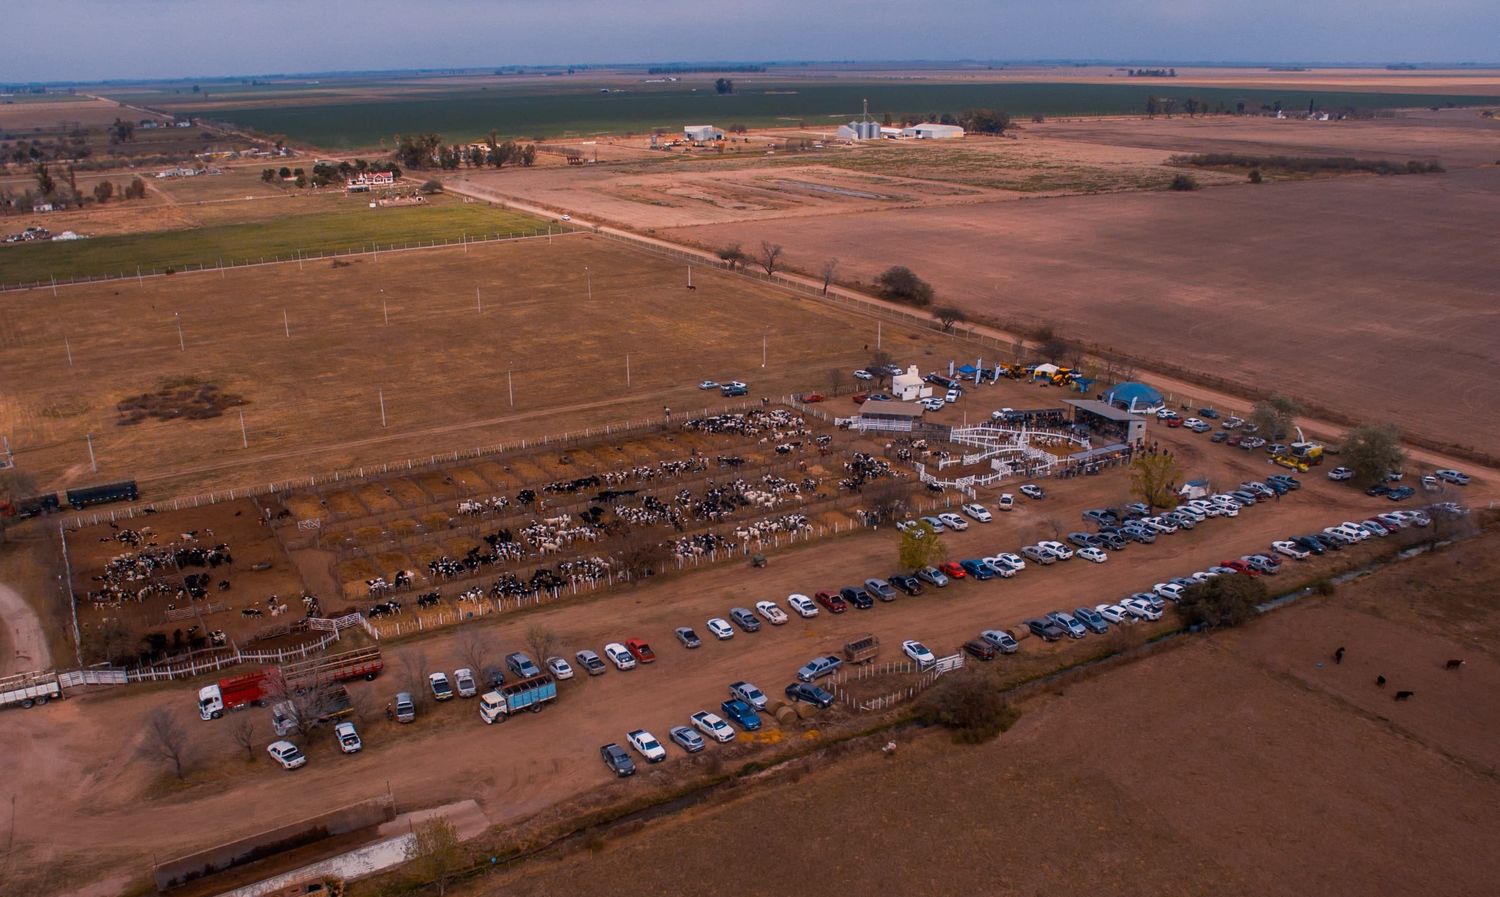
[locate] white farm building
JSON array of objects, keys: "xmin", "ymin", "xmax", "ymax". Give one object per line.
[
  {"xmin": 683, "ymin": 125, "xmax": 724, "ymax": 143},
  {"xmin": 901, "ymin": 123, "xmax": 965, "ymax": 139}
]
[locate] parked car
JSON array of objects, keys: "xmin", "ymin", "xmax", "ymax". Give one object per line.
[
  {"xmin": 902, "ymin": 639, "xmax": 937, "ymax": 668},
  {"xmin": 980, "ymin": 629, "xmax": 1020, "ymax": 654},
  {"xmin": 864, "ymin": 578, "xmax": 898, "ymax": 601},
  {"xmin": 600, "ymin": 743, "xmax": 635, "ymax": 777},
  {"xmin": 453, "ymin": 668, "xmax": 477, "ymax": 698},
  {"xmin": 428, "ymin": 672, "xmax": 454, "ymax": 702},
  {"xmin": 1328, "ymin": 466, "xmax": 1354, "ymax": 481},
  {"xmin": 393, "ymin": 692, "xmax": 416, "ymax": 723},
  {"xmin": 730, "ymin": 681, "xmax": 768, "ymax": 711},
  {"xmin": 961, "ymin": 503, "xmax": 993, "ymax": 523},
  {"xmin": 625, "ymin": 639, "xmax": 657, "ymax": 663},
  {"xmin": 1094, "ymin": 604, "xmax": 1131, "ymax": 625},
  {"xmin": 1022, "ymin": 545, "xmax": 1057, "ymax": 565},
  {"xmin": 1387, "ymin": 486, "xmax": 1416, "ymax": 501},
  {"xmin": 915, "ymin": 566, "xmax": 950, "ymax": 588},
  {"xmin": 690, "ymin": 711, "xmax": 736, "ymax": 743},
  {"xmin": 675, "ymin": 626, "xmax": 702, "ymax": 649},
  {"xmin": 754, "ymin": 600, "xmax": 790, "ymax": 625},
  {"xmin": 1435, "ymin": 469, "xmax": 1470, "ymax": 485},
  {"xmin": 839, "ymin": 586, "xmax": 875, "ymax": 609},
  {"xmin": 1046, "ymin": 611, "xmax": 1088, "ymax": 639},
  {"xmin": 1077, "ymin": 547, "xmax": 1108, "ymax": 564},
  {"xmin": 980, "ymin": 556, "xmax": 1018, "ymax": 578},
  {"xmin": 670, "ymin": 725, "xmax": 705, "ymax": 753},
  {"xmin": 627, "ymin": 729, "xmax": 667, "ymax": 763},
  {"xmin": 575, "ymin": 649, "xmax": 607, "ymax": 676},
  {"xmin": 964, "ymin": 639, "xmax": 997, "ymax": 661},
  {"xmin": 1019, "ymin": 484, "xmax": 1046, "ymax": 500},
  {"xmin": 325, "ymin": 718, "xmax": 363, "ymax": 754},
  {"xmin": 729, "ymin": 607, "xmax": 761, "ymax": 632},
  {"xmin": 267, "ymin": 740, "xmax": 308, "ymax": 770},
  {"xmin": 720, "ymin": 699, "xmax": 762, "ymax": 731},
  {"xmin": 937, "ymin": 512, "xmax": 969, "ymax": 532},
  {"xmin": 506, "ymin": 652, "xmax": 541, "ymax": 679},
  {"xmin": 797, "ymin": 655, "xmax": 843, "ymax": 681},
  {"xmin": 698, "ymin": 380, "xmax": 719, "ymax": 390},
  {"xmin": 1120, "ymin": 598, "xmax": 1162, "ymax": 621},
  {"xmin": 852, "ymin": 369, "xmax": 873, "ymax": 380},
  {"xmin": 921, "ymin": 397, "xmax": 947, "ymax": 411},
  {"xmin": 1154, "ymin": 582, "xmax": 1187, "ymax": 602},
  {"xmin": 959, "ymin": 559, "xmax": 995, "ymax": 580},
  {"xmin": 997, "ymin": 494, "xmax": 1015, "ymax": 511},
  {"xmin": 1073, "ymin": 607, "xmax": 1110, "ymax": 634},
  {"xmin": 993, "ymin": 552, "xmax": 1026, "ymax": 572},
  {"xmin": 603, "ymin": 643, "xmax": 636, "ymax": 670},
  {"xmin": 545, "ymin": 657, "xmax": 575, "ymax": 680},
  {"xmin": 1038, "ymin": 540, "xmax": 1074, "ymax": 560},
  {"xmin": 889, "ymin": 575, "xmax": 923, "ymax": 596},
  {"xmin": 787, "ymin": 594, "xmax": 819, "ymax": 617},
  {"xmin": 1272, "ymin": 540, "xmax": 1310, "ymax": 560},
  {"xmin": 1211, "ymin": 431, "xmax": 1229, "ymax": 443},
  {"xmin": 919, "ymin": 515, "xmax": 946, "ymax": 532},
  {"xmin": 1025, "ymin": 618, "xmax": 1067, "ymax": 641},
  {"xmin": 939, "ymin": 561, "xmax": 967, "ymax": 580},
  {"xmin": 814, "ymin": 591, "xmax": 848, "ymax": 613},
  {"xmin": 785, "ymin": 682, "xmax": 835, "ymax": 708}
]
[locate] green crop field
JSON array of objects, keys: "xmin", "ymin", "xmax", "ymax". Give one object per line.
[
  {"xmin": 0, "ymin": 203, "xmax": 548, "ymax": 285},
  {"xmin": 190, "ymin": 80, "xmax": 1500, "ymax": 148}
]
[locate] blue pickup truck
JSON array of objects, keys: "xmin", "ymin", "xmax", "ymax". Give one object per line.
[
  {"xmin": 720, "ymin": 698, "xmax": 762, "ymax": 731},
  {"xmin": 479, "ymin": 675, "xmax": 557, "ymax": 723}
]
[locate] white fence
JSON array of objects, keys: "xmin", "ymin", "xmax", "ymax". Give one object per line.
[
  {"xmin": 828, "ymin": 654, "xmax": 963, "ymax": 712},
  {"xmin": 58, "ymin": 667, "xmax": 128, "ymax": 687},
  {"xmin": 125, "ymin": 630, "xmax": 341, "ymax": 682}
]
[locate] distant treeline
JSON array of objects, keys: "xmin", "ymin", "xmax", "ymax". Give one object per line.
[
  {"xmin": 646, "ymin": 65, "xmax": 767, "ymax": 74},
  {"xmin": 1171, "ymin": 153, "xmax": 1445, "ymax": 175}
]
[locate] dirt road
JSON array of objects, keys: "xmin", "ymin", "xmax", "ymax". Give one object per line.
[{"xmin": 0, "ymin": 580, "xmax": 51, "ymax": 675}]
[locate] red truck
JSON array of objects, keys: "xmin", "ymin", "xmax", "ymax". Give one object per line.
[{"xmin": 197, "ymin": 646, "xmax": 383, "ymax": 720}]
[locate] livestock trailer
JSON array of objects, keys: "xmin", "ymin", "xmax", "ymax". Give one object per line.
[
  {"xmin": 65, "ymin": 480, "xmax": 139, "ymax": 509},
  {"xmin": 0, "ymin": 671, "xmax": 63, "ymax": 710}
]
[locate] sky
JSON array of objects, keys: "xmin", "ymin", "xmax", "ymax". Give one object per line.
[{"xmin": 5, "ymin": 0, "xmax": 1498, "ymax": 82}]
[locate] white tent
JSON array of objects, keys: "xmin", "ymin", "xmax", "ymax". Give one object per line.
[{"xmin": 1033, "ymin": 363, "xmax": 1060, "ymax": 377}]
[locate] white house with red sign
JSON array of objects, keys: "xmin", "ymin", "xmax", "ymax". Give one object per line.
[{"xmin": 347, "ymin": 171, "xmax": 396, "ymax": 192}]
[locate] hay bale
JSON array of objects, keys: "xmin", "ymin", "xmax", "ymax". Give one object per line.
[
  {"xmin": 774, "ymin": 705, "xmax": 798, "ymax": 725},
  {"xmin": 794, "ymin": 702, "xmax": 819, "ymax": 720}
]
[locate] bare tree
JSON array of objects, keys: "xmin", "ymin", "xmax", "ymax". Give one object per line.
[
  {"xmin": 405, "ymin": 817, "xmax": 465, "ymax": 896},
  {"xmin": 524, "ymin": 626, "xmax": 558, "ymax": 668},
  {"xmin": 933, "ymin": 305, "xmax": 967, "ymax": 333},
  {"xmin": 827, "ymin": 367, "xmax": 847, "ymax": 396},
  {"xmin": 398, "ymin": 650, "xmax": 431, "ymax": 707},
  {"xmin": 866, "ymin": 349, "xmax": 895, "ymax": 389},
  {"xmin": 457, "ymin": 629, "xmax": 492, "ymax": 678},
  {"xmin": 229, "ymin": 714, "xmax": 257, "ymax": 762},
  {"xmin": 820, "ymin": 257, "xmax": 839, "ymax": 295},
  {"xmin": 139, "ymin": 708, "xmax": 194, "ymax": 780},
  {"xmin": 717, "ymin": 244, "xmax": 746, "ymax": 271},
  {"xmin": 617, "ymin": 528, "xmax": 673, "ymax": 582},
  {"xmin": 757, "ymin": 241, "xmax": 783, "ymax": 276}
]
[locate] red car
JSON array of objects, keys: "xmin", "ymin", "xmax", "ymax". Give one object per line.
[
  {"xmin": 1220, "ymin": 560, "xmax": 1257, "ymax": 576},
  {"xmin": 625, "ymin": 639, "xmax": 657, "ymax": 663},
  {"xmin": 814, "ymin": 591, "xmax": 848, "ymax": 614},
  {"xmin": 1166, "ymin": 417, "xmax": 1184, "ymax": 428},
  {"xmin": 852, "ymin": 393, "xmax": 869, "ymax": 404},
  {"xmin": 939, "ymin": 561, "xmax": 967, "ymax": 580},
  {"xmin": 798, "ymin": 392, "xmax": 825, "ymax": 403}
]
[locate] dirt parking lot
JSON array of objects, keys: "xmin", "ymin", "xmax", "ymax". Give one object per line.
[{"xmin": 476, "ymin": 527, "xmax": 1500, "ymax": 897}]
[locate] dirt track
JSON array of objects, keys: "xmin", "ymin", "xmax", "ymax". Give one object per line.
[{"xmin": 0, "ymin": 581, "xmax": 50, "ymax": 675}]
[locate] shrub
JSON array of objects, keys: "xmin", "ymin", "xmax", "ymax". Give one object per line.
[
  {"xmin": 1248, "ymin": 168, "xmax": 1263, "ymax": 183},
  {"xmin": 874, "ymin": 266, "xmax": 934, "ymax": 307},
  {"xmin": 1170, "ymin": 173, "xmax": 1199, "ymax": 191},
  {"xmin": 419, "ymin": 179, "xmax": 443, "ymax": 194},
  {"xmin": 916, "ymin": 673, "xmax": 1020, "ymax": 744},
  {"xmin": 1178, "ymin": 575, "xmax": 1268, "ymax": 628}
]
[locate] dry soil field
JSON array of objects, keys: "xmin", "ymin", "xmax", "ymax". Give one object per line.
[
  {"xmin": 474, "ymin": 527, "xmax": 1500, "ymax": 897},
  {"xmin": 659, "ymin": 113, "xmax": 1500, "ymax": 452},
  {"xmin": 0, "ymin": 233, "xmax": 967, "ymax": 498}
]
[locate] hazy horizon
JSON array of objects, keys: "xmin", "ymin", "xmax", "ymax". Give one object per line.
[{"xmin": 5, "ymin": 0, "xmax": 1499, "ymax": 83}]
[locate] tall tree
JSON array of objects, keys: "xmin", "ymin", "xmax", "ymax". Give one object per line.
[
  {"xmin": 820, "ymin": 257, "xmax": 839, "ymax": 295},
  {"xmin": 1339, "ymin": 423, "xmax": 1406, "ymax": 486},
  {"xmin": 757, "ymin": 241, "xmax": 783, "ymax": 275},
  {"xmin": 405, "ymin": 817, "xmax": 464, "ymax": 896},
  {"xmin": 934, "ymin": 305, "xmax": 967, "ymax": 332},
  {"xmin": 875, "ymin": 266, "xmax": 934, "ymax": 307},
  {"xmin": 1130, "ymin": 453, "xmax": 1182, "ymax": 512},
  {"xmin": 138, "ymin": 708, "xmax": 194, "ymax": 780},
  {"xmin": 34, "ymin": 163, "xmax": 54, "ymax": 196},
  {"xmin": 1178, "ymin": 576, "xmax": 1266, "ymax": 629},
  {"xmin": 714, "ymin": 78, "xmax": 734, "ymax": 95},
  {"xmin": 1250, "ymin": 394, "xmax": 1301, "ymax": 439},
  {"xmin": 717, "ymin": 244, "xmax": 747, "ymax": 271},
  {"xmin": 898, "ymin": 522, "xmax": 945, "ymax": 570}
]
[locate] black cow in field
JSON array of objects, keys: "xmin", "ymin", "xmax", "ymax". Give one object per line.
[
  {"xmin": 1395, "ymin": 690, "xmax": 1415, "ymax": 701},
  {"xmin": 1445, "ymin": 659, "xmax": 1465, "ymax": 670}
]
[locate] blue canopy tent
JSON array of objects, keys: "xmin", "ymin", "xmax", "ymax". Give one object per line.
[{"xmin": 1102, "ymin": 381, "xmax": 1164, "ymax": 413}]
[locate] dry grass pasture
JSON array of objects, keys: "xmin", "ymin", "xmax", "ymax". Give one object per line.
[
  {"xmin": 0, "ymin": 233, "xmax": 959, "ymax": 497},
  {"xmin": 659, "ymin": 114, "xmax": 1500, "ymax": 452},
  {"xmin": 476, "ymin": 530, "xmax": 1500, "ymax": 897}
]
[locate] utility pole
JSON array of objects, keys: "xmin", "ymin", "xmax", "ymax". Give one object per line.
[
  {"xmin": 64, "ymin": 337, "xmax": 73, "ymax": 367},
  {"xmin": 507, "ymin": 367, "xmax": 514, "ymax": 407},
  {"xmin": 379, "ymin": 390, "xmax": 387, "ymax": 427},
  {"xmin": 476, "ymin": 286, "xmax": 482, "ymax": 314},
  {"xmin": 239, "ymin": 410, "xmax": 248, "ymax": 448},
  {"xmin": 585, "ymin": 266, "xmax": 592, "ymax": 302},
  {"xmin": 174, "ymin": 313, "xmax": 184, "ymax": 351},
  {"xmin": 283, "ymin": 309, "xmax": 290, "ymax": 337},
  {"xmin": 626, "ymin": 354, "xmax": 631, "ymax": 388},
  {"xmin": 85, "ymin": 434, "xmax": 97, "ymax": 472},
  {"xmin": 877, "ymin": 321, "xmax": 882, "ymax": 349},
  {"xmin": 762, "ymin": 332, "xmax": 767, "ymax": 367}
]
